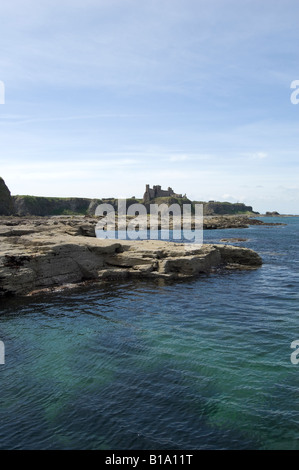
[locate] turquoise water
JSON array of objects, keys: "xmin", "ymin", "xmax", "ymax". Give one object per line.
[{"xmin": 0, "ymin": 217, "xmax": 298, "ymax": 449}]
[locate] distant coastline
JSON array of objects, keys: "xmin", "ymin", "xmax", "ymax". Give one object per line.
[{"xmin": 1, "ymin": 178, "xmax": 293, "ymax": 217}]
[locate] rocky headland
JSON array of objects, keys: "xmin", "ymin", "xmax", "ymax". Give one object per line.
[
  {"xmin": 0, "ymin": 178, "xmax": 262, "ymax": 217},
  {"xmin": 0, "ymin": 176, "xmax": 285, "ymax": 297}
]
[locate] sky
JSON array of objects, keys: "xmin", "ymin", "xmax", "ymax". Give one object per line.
[{"xmin": 0, "ymin": 0, "xmax": 299, "ymax": 214}]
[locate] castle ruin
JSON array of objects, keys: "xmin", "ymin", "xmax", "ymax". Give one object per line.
[{"xmin": 143, "ymin": 184, "xmax": 182, "ymax": 203}]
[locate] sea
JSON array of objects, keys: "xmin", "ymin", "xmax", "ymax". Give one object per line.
[{"xmin": 0, "ymin": 217, "xmax": 298, "ymax": 450}]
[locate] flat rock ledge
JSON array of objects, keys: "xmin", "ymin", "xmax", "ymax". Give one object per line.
[{"xmin": 0, "ymin": 226, "xmax": 262, "ymax": 296}]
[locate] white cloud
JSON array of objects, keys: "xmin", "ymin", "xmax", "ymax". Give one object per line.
[
  {"xmin": 168, "ymin": 155, "xmax": 190, "ymax": 162},
  {"xmin": 253, "ymin": 152, "xmax": 268, "ymax": 159},
  {"xmin": 239, "ymin": 151, "xmax": 268, "ymax": 160},
  {"xmin": 168, "ymin": 154, "xmax": 212, "ymax": 162}
]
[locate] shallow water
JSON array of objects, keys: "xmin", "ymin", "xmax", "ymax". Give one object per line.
[{"xmin": 0, "ymin": 217, "xmax": 298, "ymax": 449}]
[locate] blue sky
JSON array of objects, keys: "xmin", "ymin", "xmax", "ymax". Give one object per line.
[{"xmin": 0, "ymin": 0, "xmax": 299, "ymax": 213}]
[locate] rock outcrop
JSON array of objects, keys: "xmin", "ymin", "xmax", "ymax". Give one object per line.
[
  {"xmin": 0, "ymin": 216, "xmax": 263, "ymax": 297},
  {"xmin": 265, "ymin": 211, "xmax": 280, "ymax": 216},
  {"xmin": 0, "ymin": 178, "xmax": 14, "ymax": 216}
]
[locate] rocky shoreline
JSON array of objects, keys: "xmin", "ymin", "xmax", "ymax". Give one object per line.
[
  {"xmin": 0, "ymin": 213, "xmax": 286, "ymax": 235},
  {"xmin": 0, "ymin": 215, "xmax": 264, "ymax": 297}
]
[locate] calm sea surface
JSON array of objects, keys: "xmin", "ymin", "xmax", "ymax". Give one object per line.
[{"xmin": 0, "ymin": 217, "xmax": 298, "ymax": 450}]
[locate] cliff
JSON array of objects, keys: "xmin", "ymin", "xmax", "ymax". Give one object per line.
[
  {"xmin": 12, "ymin": 195, "xmax": 102, "ymax": 216},
  {"xmin": 201, "ymin": 201, "xmax": 256, "ymax": 216},
  {"xmin": 10, "ymin": 196, "xmax": 257, "ymax": 217},
  {"xmin": 143, "ymin": 197, "xmax": 256, "ymax": 216},
  {"xmin": 0, "ymin": 177, "xmax": 15, "ymax": 215}
]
